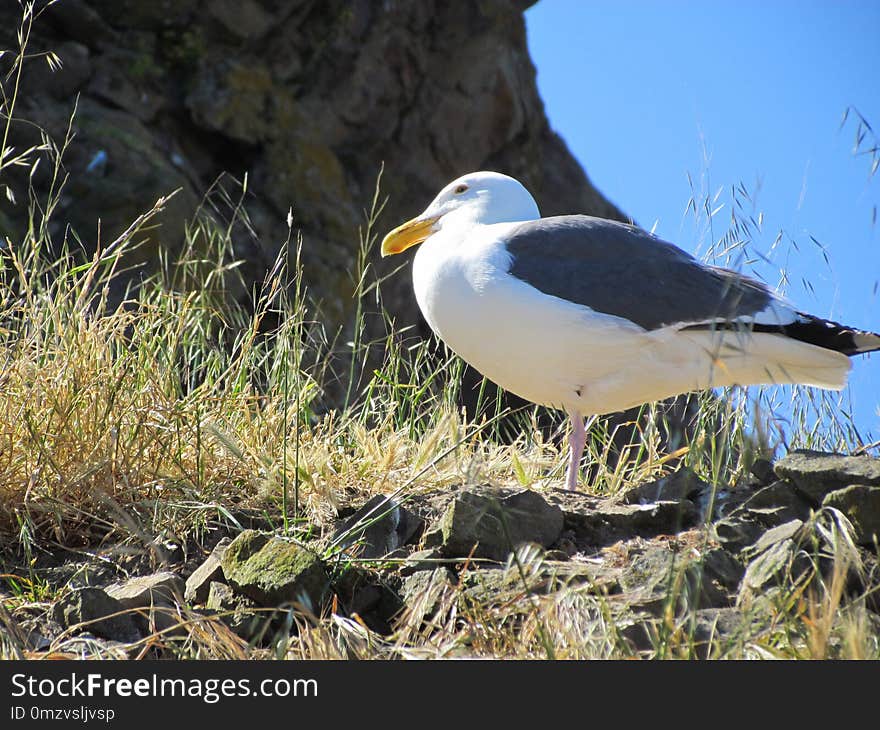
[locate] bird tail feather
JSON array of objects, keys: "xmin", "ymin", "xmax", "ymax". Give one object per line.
[{"xmin": 681, "ymin": 330, "xmax": 852, "ymax": 391}]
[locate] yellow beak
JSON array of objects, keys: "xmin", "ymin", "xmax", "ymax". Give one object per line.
[{"xmin": 380, "ymin": 216, "xmax": 439, "ymax": 257}]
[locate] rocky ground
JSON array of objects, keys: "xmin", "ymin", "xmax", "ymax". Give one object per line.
[{"xmin": 2, "ymin": 449, "xmax": 878, "ymax": 659}]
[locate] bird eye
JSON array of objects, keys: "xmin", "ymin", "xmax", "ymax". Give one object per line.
[{"xmin": 454, "ymin": 184, "xmax": 468, "ymax": 194}]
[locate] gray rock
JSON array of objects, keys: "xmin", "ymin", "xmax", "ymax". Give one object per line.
[
  {"xmin": 438, "ymin": 489, "xmax": 563, "ymax": 561},
  {"xmin": 206, "ymin": 581, "xmax": 238, "ymax": 612},
  {"xmin": 700, "ymin": 548, "xmax": 745, "ymax": 593},
  {"xmin": 207, "ymin": 0, "xmax": 273, "ymax": 40},
  {"xmin": 617, "ymin": 544, "xmax": 683, "ymax": 612},
  {"xmin": 422, "ymin": 525, "xmax": 445, "ymax": 549},
  {"xmin": 80, "ymin": 0, "xmax": 199, "ymax": 30},
  {"xmin": 399, "ymin": 548, "xmax": 445, "ymax": 576},
  {"xmin": 553, "ymin": 492, "xmax": 698, "ymax": 548},
  {"xmin": 185, "ymin": 538, "xmax": 231, "ymax": 604},
  {"xmin": 458, "ymin": 555, "xmax": 623, "ymax": 607},
  {"xmin": 542, "ymin": 559, "xmax": 624, "ymax": 595},
  {"xmin": 823, "ymin": 485, "xmax": 880, "ymax": 547},
  {"xmin": 614, "ymin": 541, "xmax": 738, "ymax": 615},
  {"xmin": 38, "ymin": 561, "xmax": 116, "ymax": 590},
  {"xmin": 680, "ymin": 560, "xmax": 736, "ymax": 610},
  {"xmin": 52, "ymin": 587, "xmax": 140, "ymax": 643},
  {"xmin": 721, "ymin": 466, "xmax": 877, "ymax": 589},
  {"xmin": 748, "ymin": 457, "xmax": 777, "ymax": 486},
  {"xmin": 616, "ymin": 612, "xmax": 660, "ymax": 655},
  {"xmin": 711, "ymin": 515, "xmax": 767, "ymax": 552},
  {"xmin": 44, "ymin": 0, "xmax": 116, "ymax": 47},
  {"xmin": 90, "ymin": 51, "xmax": 165, "ymax": 123},
  {"xmin": 206, "ymin": 581, "xmax": 261, "ymax": 640},
  {"xmin": 460, "ymin": 566, "xmax": 541, "ymax": 604},
  {"xmin": 400, "ymin": 568, "xmax": 455, "ymax": 605},
  {"xmin": 859, "ymin": 553, "xmax": 880, "ymax": 614},
  {"xmin": 331, "ymin": 567, "xmax": 404, "ymax": 634},
  {"xmin": 333, "ymin": 495, "xmax": 424, "ymax": 559},
  {"xmin": 51, "ymin": 98, "xmax": 200, "ymax": 266},
  {"xmin": 736, "ymin": 480, "xmax": 813, "ymax": 526},
  {"xmin": 622, "ymin": 468, "xmax": 712, "ymax": 505},
  {"xmin": 688, "ymin": 607, "xmax": 752, "ymax": 658},
  {"xmin": 21, "ymin": 41, "xmax": 92, "ymax": 100},
  {"xmin": 104, "ymin": 571, "xmax": 186, "ymax": 634},
  {"xmin": 774, "ymin": 450, "xmax": 880, "ymax": 503},
  {"xmin": 738, "ymin": 539, "xmax": 797, "ymax": 603},
  {"xmin": 220, "ymin": 530, "xmax": 329, "ymax": 610},
  {"xmin": 398, "ymin": 568, "xmax": 456, "ymax": 626},
  {"xmin": 105, "ymin": 571, "xmax": 185, "ymax": 609},
  {"xmin": 745, "ymin": 519, "xmax": 804, "ymax": 557}
]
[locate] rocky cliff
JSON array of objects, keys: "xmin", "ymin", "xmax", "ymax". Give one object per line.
[
  {"xmin": 1, "ymin": 0, "xmax": 633, "ymax": 421},
  {"xmin": 1, "ymin": 1, "xmax": 623, "ymax": 317}
]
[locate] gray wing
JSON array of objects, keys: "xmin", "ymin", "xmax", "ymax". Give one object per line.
[{"xmin": 505, "ymin": 215, "xmax": 774, "ymax": 331}]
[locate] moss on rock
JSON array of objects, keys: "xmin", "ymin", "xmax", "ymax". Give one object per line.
[
  {"xmin": 221, "ymin": 530, "xmax": 330, "ymax": 610},
  {"xmin": 823, "ymin": 485, "xmax": 880, "ymax": 547}
]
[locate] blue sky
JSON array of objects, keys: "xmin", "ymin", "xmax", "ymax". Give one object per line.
[{"xmin": 525, "ymin": 0, "xmax": 880, "ymax": 443}]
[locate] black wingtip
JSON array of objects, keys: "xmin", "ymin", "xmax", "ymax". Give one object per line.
[{"xmin": 753, "ymin": 314, "xmax": 880, "ymax": 357}]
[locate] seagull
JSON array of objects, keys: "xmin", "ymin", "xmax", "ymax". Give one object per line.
[{"xmin": 381, "ymin": 171, "xmax": 880, "ymax": 490}]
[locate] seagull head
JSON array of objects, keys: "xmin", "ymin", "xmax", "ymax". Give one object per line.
[{"xmin": 381, "ymin": 171, "xmax": 540, "ymax": 256}]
